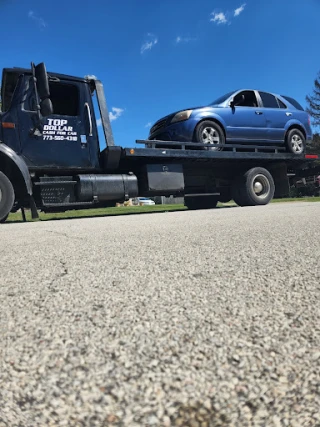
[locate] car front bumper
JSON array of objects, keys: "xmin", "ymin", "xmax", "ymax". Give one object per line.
[{"xmin": 149, "ymin": 119, "xmax": 198, "ymax": 142}]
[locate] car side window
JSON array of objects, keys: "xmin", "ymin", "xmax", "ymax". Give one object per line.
[
  {"xmin": 277, "ymin": 98, "xmax": 287, "ymax": 109},
  {"xmin": 259, "ymin": 92, "xmax": 279, "ymax": 109},
  {"xmin": 233, "ymin": 91, "xmax": 258, "ymax": 107}
]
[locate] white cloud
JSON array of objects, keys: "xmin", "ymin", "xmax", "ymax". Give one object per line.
[
  {"xmin": 145, "ymin": 122, "xmax": 152, "ymax": 128},
  {"xmin": 234, "ymin": 3, "xmax": 246, "ymax": 17},
  {"xmin": 96, "ymin": 109, "xmax": 124, "ymax": 126},
  {"xmin": 109, "ymin": 107, "xmax": 124, "ymax": 122},
  {"xmin": 175, "ymin": 36, "xmax": 197, "ymax": 44},
  {"xmin": 210, "ymin": 12, "xmax": 227, "ymax": 25},
  {"xmin": 28, "ymin": 10, "xmax": 46, "ymax": 29},
  {"xmin": 141, "ymin": 33, "xmax": 158, "ymax": 54}
]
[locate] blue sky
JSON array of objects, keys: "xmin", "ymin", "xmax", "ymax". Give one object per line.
[{"xmin": 0, "ymin": 0, "xmax": 320, "ymax": 148}]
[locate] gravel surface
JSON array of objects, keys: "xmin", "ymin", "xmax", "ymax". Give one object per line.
[{"xmin": 0, "ymin": 202, "xmax": 320, "ymax": 427}]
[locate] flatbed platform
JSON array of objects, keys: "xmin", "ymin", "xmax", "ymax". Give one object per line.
[{"xmin": 115, "ymin": 140, "xmax": 319, "ymax": 171}]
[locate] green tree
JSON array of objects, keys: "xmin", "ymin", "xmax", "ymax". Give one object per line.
[
  {"xmin": 306, "ymin": 71, "xmax": 320, "ymax": 127},
  {"xmin": 311, "ymin": 133, "xmax": 320, "ymax": 154}
]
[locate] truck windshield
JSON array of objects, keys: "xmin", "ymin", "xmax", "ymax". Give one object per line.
[{"xmin": 209, "ymin": 91, "xmax": 235, "ymax": 106}]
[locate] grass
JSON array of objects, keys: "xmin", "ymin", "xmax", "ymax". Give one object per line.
[
  {"xmin": 6, "ymin": 204, "xmax": 187, "ymax": 223},
  {"xmin": 6, "ymin": 197, "xmax": 320, "ymax": 223},
  {"xmin": 271, "ymin": 197, "xmax": 320, "ymax": 203}
]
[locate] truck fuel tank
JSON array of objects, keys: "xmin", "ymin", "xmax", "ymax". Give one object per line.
[{"xmin": 76, "ymin": 174, "xmax": 138, "ymax": 202}]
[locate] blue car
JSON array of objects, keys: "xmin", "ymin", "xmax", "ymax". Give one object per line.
[{"xmin": 148, "ymin": 89, "xmax": 312, "ymax": 155}]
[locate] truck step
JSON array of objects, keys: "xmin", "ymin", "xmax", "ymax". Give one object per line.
[
  {"xmin": 34, "ymin": 181, "xmax": 77, "ymax": 186},
  {"xmin": 42, "ymin": 201, "xmax": 96, "ymax": 207}
]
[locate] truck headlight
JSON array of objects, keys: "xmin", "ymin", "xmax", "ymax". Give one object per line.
[{"xmin": 170, "ymin": 109, "xmax": 193, "ymax": 124}]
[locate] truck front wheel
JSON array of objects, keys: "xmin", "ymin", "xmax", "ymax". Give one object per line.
[
  {"xmin": 232, "ymin": 167, "xmax": 275, "ymax": 207},
  {"xmin": 0, "ymin": 172, "xmax": 15, "ymax": 223}
]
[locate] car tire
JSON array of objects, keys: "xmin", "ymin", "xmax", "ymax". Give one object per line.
[
  {"xmin": 184, "ymin": 195, "xmax": 219, "ymax": 210},
  {"xmin": 0, "ymin": 171, "xmax": 15, "ymax": 223},
  {"xmin": 195, "ymin": 120, "xmax": 225, "ymax": 151},
  {"xmin": 232, "ymin": 167, "xmax": 275, "ymax": 207},
  {"xmin": 285, "ymin": 128, "xmax": 306, "ymax": 155}
]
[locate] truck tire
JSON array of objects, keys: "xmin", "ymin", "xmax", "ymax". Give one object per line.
[
  {"xmin": 232, "ymin": 167, "xmax": 275, "ymax": 207},
  {"xmin": 184, "ymin": 195, "xmax": 219, "ymax": 210},
  {"xmin": 231, "ymin": 184, "xmax": 247, "ymax": 207},
  {"xmin": 218, "ymin": 189, "xmax": 232, "ymax": 203},
  {"xmin": 0, "ymin": 171, "xmax": 15, "ymax": 223}
]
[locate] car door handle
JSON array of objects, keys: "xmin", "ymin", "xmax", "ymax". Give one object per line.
[
  {"xmin": 255, "ymin": 111, "xmax": 263, "ymax": 115},
  {"xmin": 286, "ymin": 112, "xmax": 292, "ymax": 116}
]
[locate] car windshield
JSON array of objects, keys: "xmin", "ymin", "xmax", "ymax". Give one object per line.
[{"xmin": 209, "ymin": 91, "xmax": 235, "ymax": 106}]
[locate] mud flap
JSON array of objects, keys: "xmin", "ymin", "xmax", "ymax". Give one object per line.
[
  {"xmin": 269, "ymin": 163, "xmax": 289, "ymax": 198},
  {"xmin": 29, "ymin": 196, "xmax": 39, "ymax": 219}
]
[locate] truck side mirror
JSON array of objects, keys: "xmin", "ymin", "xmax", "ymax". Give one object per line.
[
  {"xmin": 40, "ymin": 98, "xmax": 53, "ymax": 117},
  {"xmin": 34, "ymin": 62, "xmax": 53, "ymax": 117},
  {"xmin": 35, "ymin": 63, "xmax": 50, "ymax": 100}
]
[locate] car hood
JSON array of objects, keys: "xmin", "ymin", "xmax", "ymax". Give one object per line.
[{"xmin": 151, "ymin": 106, "xmax": 207, "ymax": 127}]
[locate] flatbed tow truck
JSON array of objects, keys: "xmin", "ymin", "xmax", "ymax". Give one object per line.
[{"xmin": 0, "ymin": 62, "xmax": 318, "ymax": 223}]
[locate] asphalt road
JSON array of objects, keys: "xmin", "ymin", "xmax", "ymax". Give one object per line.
[{"xmin": 0, "ymin": 202, "xmax": 320, "ymax": 427}]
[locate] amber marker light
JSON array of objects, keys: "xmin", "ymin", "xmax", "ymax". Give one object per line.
[{"xmin": 2, "ymin": 122, "xmax": 15, "ymax": 129}]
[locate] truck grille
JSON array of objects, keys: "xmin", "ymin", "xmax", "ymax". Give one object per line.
[{"xmin": 150, "ymin": 118, "xmax": 167, "ymax": 134}]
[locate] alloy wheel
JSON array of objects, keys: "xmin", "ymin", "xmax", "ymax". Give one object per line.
[
  {"xmin": 291, "ymin": 134, "xmax": 304, "ymax": 154},
  {"xmin": 201, "ymin": 127, "xmax": 221, "ymax": 150}
]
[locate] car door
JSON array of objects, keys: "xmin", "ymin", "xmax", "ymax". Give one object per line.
[
  {"xmin": 225, "ymin": 90, "xmax": 268, "ymax": 142},
  {"xmin": 17, "ymin": 77, "xmax": 96, "ymax": 170},
  {"xmin": 257, "ymin": 91, "xmax": 290, "ymax": 142}
]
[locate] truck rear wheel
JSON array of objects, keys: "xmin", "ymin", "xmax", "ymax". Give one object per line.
[
  {"xmin": 0, "ymin": 171, "xmax": 15, "ymax": 223},
  {"xmin": 184, "ymin": 195, "xmax": 219, "ymax": 210},
  {"xmin": 232, "ymin": 167, "xmax": 275, "ymax": 207},
  {"xmin": 218, "ymin": 189, "xmax": 232, "ymax": 204}
]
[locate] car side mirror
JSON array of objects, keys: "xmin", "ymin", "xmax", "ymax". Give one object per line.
[{"xmin": 229, "ymin": 99, "xmax": 235, "ymax": 108}]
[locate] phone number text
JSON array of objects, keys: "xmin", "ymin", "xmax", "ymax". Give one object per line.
[{"xmin": 43, "ymin": 136, "xmax": 78, "ymax": 141}]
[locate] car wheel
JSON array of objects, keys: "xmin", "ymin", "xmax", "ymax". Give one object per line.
[
  {"xmin": 195, "ymin": 120, "xmax": 225, "ymax": 151},
  {"xmin": 285, "ymin": 128, "xmax": 306, "ymax": 155},
  {"xmin": 0, "ymin": 171, "xmax": 15, "ymax": 223},
  {"xmin": 232, "ymin": 167, "xmax": 275, "ymax": 206}
]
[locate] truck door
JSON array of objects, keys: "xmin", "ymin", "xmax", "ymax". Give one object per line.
[{"xmin": 17, "ymin": 78, "xmax": 99, "ymax": 170}]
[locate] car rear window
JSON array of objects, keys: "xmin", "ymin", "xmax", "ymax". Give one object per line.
[
  {"xmin": 281, "ymin": 96, "xmax": 304, "ymax": 111},
  {"xmin": 259, "ymin": 92, "xmax": 279, "ymax": 108}
]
